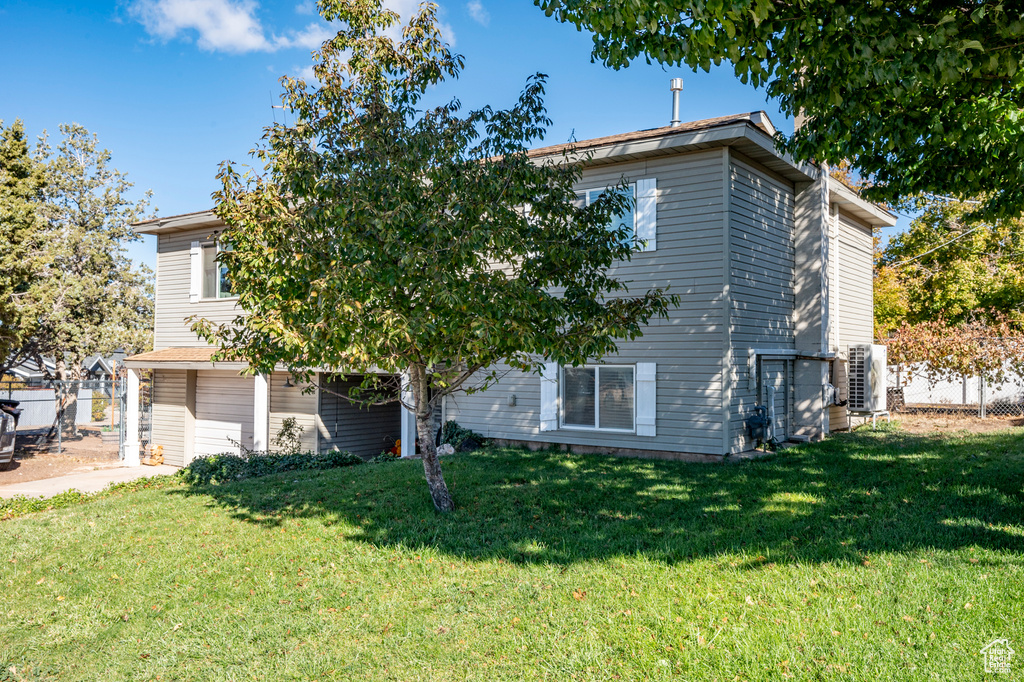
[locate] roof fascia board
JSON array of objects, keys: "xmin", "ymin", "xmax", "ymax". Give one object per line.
[
  {"xmin": 134, "ymin": 211, "xmax": 222, "ymax": 236},
  {"xmin": 534, "ymin": 122, "xmax": 818, "ymax": 184},
  {"xmin": 828, "ymin": 180, "xmax": 898, "ymax": 227}
]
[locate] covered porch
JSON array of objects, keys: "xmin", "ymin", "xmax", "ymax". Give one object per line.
[{"xmin": 122, "ymin": 348, "xmax": 416, "ymax": 466}]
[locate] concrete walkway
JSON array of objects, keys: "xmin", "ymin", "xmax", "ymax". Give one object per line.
[{"xmin": 0, "ymin": 465, "xmax": 178, "ymax": 499}]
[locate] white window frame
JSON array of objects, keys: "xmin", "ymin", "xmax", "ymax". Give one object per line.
[
  {"xmin": 559, "ymin": 364, "xmax": 636, "ymax": 433},
  {"xmin": 200, "ymin": 241, "xmax": 238, "ymax": 301},
  {"xmin": 580, "ymin": 184, "xmax": 637, "ymax": 248}
]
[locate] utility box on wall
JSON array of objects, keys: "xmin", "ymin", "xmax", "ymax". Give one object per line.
[{"xmin": 848, "ymin": 344, "xmax": 887, "ymax": 413}]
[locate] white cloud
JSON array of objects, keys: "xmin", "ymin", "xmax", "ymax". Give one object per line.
[
  {"xmin": 286, "ymin": 22, "xmax": 334, "ymax": 49},
  {"xmin": 129, "ymin": 0, "xmax": 451, "ymax": 53},
  {"xmin": 466, "ymin": 1, "xmax": 488, "ymax": 26},
  {"xmin": 294, "ymin": 1, "xmax": 317, "ymax": 15},
  {"xmin": 295, "ymin": 64, "xmax": 317, "ymax": 81},
  {"xmin": 130, "ymin": 0, "xmax": 274, "ymax": 52}
]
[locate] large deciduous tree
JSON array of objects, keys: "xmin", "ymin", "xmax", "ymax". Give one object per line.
[
  {"xmin": 876, "ymin": 195, "xmax": 1024, "ymax": 336},
  {"xmin": 536, "ymin": 0, "xmax": 1024, "ymax": 217},
  {"xmin": 29, "ymin": 124, "xmax": 154, "ymax": 434},
  {"xmin": 0, "ymin": 120, "xmax": 46, "ymax": 376},
  {"xmin": 195, "ymin": 0, "xmax": 677, "ymax": 512}
]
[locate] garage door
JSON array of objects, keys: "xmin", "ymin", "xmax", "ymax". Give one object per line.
[{"xmin": 195, "ymin": 371, "xmax": 255, "ymax": 458}]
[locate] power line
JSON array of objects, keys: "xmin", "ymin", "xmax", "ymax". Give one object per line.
[{"xmin": 888, "ymin": 223, "xmax": 983, "ymax": 266}]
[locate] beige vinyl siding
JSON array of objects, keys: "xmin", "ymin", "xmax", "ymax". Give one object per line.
[
  {"xmin": 269, "ymin": 372, "xmax": 318, "ymax": 453},
  {"xmin": 194, "ymin": 371, "xmax": 255, "ymax": 456},
  {"xmin": 318, "ymin": 375, "xmax": 401, "ymax": 458},
  {"xmin": 446, "ymin": 149, "xmax": 729, "ymax": 456},
  {"xmin": 727, "ymin": 158, "xmax": 796, "ymax": 453},
  {"xmin": 151, "ymin": 369, "xmax": 188, "ymax": 467},
  {"xmin": 836, "ymin": 214, "xmax": 874, "ymax": 346},
  {"xmin": 830, "ymin": 213, "xmax": 874, "ymax": 429},
  {"xmin": 154, "ymin": 227, "xmax": 241, "ymax": 350}
]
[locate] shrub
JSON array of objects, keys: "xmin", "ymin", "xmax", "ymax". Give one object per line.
[
  {"xmin": 371, "ymin": 450, "xmax": 400, "ymax": 463},
  {"xmin": 272, "ymin": 417, "xmax": 305, "ymax": 455},
  {"xmin": 180, "ymin": 449, "xmax": 364, "ymax": 486},
  {"xmin": 437, "ymin": 420, "xmax": 487, "ymax": 452},
  {"xmin": 91, "ymin": 397, "xmax": 110, "ymax": 422}
]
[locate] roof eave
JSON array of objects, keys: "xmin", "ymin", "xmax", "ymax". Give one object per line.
[
  {"xmin": 133, "ymin": 210, "xmax": 222, "ymax": 236},
  {"xmin": 531, "ymin": 121, "xmax": 819, "ymax": 185},
  {"xmin": 828, "ymin": 180, "xmax": 899, "ymax": 228}
]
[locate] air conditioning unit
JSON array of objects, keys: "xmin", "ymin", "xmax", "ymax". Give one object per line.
[{"xmin": 848, "ymin": 344, "xmax": 887, "ymax": 412}]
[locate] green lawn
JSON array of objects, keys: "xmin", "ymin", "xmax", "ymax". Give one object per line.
[{"xmin": 2, "ymin": 427, "xmax": 1023, "ymax": 681}]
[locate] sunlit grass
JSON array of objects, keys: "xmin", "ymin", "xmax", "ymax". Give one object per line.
[{"xmin": 1, "ymin": 427, "xmax": 1023, "ymax": 680}]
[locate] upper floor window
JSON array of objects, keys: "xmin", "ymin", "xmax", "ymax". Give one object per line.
[
  {"xmin": 202, "ymin": 242, "xmax": 234, "ymax": 299},
  {"xmin": 582, "ymin": 185, "xmax": 636, "ymax": 247}
]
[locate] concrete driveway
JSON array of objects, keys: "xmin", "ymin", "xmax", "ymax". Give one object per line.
[{"xmin": 0, "ymin": 465, "xmax": 178, "ymax": 499}]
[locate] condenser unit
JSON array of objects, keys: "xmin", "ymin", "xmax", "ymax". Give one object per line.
[{"xmin": 848, "ymin": 344, "xmax": 887, "ymax": 412}]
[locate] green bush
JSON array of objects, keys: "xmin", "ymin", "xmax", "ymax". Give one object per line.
[
  {"xmin": 91, "ymin": 397, "xmax": 110, "ymax": 422},
  {"xmin": 370, "ymin": 450, "xmax": 400, "ymax": 463},
  {"xmin": 437, "ymin": 420, "xmax": 487, "ymax": 452},
  {"xmin": 180, "ymin": 449, "xmax": 364, "ymax": 486}
]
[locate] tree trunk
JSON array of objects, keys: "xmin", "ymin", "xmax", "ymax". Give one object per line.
[
  {"xmin": 410, "ymin": 365, "xmax": 454, "ymax": 512},
  {"xmin": 43, "ymin": 357, "xmax": 81, "ymax": 441},
  {"xmin": 64, "ymin": 361, "xmax": 82, "ymax": 438}
]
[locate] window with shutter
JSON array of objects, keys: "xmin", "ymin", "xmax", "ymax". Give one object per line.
[
  {"xmin": 559, "ymin": 365, "xmax": 635, "ymax": 432},
  {"xmin": 200, "ymin": 242, "xmax": 236, "ymax": 299},
  {"xmin": 579, "ymin": 179, "xmax": 657, "ymax": 251}
]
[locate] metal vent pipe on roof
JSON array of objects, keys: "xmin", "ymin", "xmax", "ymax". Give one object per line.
[{"xmin": 670, "ymin": 78, "xmax": 684, "ymax": 127}]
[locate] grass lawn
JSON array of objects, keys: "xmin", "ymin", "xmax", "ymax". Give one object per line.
[{"xmin": 2, "ymin": 427, "xmax": 1023, "ymax": 681}]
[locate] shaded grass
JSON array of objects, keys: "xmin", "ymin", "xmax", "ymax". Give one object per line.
[{"xmin": 1, "ymin": 427, "xmax": 1023, "ymax": 680}]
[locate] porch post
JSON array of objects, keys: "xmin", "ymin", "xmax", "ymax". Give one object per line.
[
  {"xmin": 253, "ymin": 374, "xmax": 269, "ymax": 452},
  {"xmin": 400, "ymin": 372, "xmax": 416, "ymax": 458},
  {"xmin": 124, "ymin": 368, "xmax": 141, "ymax": 466}
]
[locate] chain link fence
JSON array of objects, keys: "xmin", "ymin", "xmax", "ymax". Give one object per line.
[
  {"xmin": 886, "ymin": 364, "xmax": 1024, "ymax": 418},
  {"xmin": 0, "ymin": 375, "xmax": 158, "ymax": 456}
]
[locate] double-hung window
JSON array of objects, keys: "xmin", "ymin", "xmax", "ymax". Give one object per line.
[
  {"xmin": 201, "ymin": 242, "xmax": 234, "ymax": 299},
  {"xmin": 561, "ymin": 365, "xmax": 635, "ymax": 432}
]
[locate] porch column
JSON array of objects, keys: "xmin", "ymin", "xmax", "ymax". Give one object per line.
[
  {"xmin": 253, "ymin": 374, "xmax": 269, "ymax": 452},
  {"xmin": 124, "ymin": 368, "xmax": 141, "ymax": 466},
  {"xmin": 400, "ymin": 373, "xmax": 416, "ymax": 458}
]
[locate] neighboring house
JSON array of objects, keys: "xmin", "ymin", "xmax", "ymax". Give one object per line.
[
  {"xmin": 82, "ymin": 351, "xmax": 127, "ymax": 381},
  {"xmin": 4, "ymin": 357, "xmax": 54, "ymax": 387},
  {"xmin": 4, "ymin": 353, "xmax": 124, "ymax": 387},
  {"xmin": 123, "ymin": 111, "xmax": 895, "ymax": 466}
]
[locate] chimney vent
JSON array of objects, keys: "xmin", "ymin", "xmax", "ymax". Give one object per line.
[{"xmin": 670, "ymin": 78, "xmax": 684, "ymax": 127}]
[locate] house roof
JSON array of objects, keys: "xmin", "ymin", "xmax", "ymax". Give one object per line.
[
  {"xmin": 123, "ymin": 347, "xmax": 250, "ymax": 371},
  {"xmin": 125, "ymin": 347, "xmax": 218, "ymax": 363},
  {"xmin": 526, "ymin": 112, "xmax": 778, "ymax": 159},
  {"xmin": 133, "ymin": 111, "xmax": 894, "ymax": 232}
]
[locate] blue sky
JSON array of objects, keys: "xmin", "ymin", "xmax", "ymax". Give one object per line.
[{"xmin": 1, "ymin": 0, "xmax": 909, "ymax": 270}]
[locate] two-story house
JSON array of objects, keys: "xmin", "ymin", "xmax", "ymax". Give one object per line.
[{"xmin": 122, "ymin": 111, "xmax": 895, "ymax": 466}]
